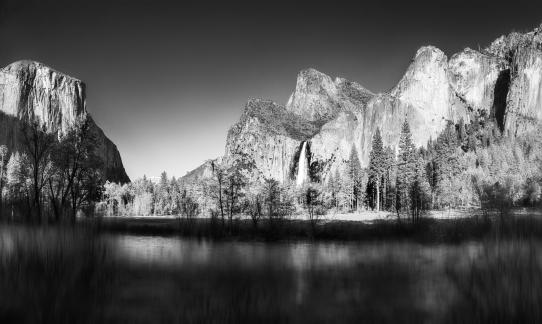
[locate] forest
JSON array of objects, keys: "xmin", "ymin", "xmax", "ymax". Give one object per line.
[
  {"xmin": 97, "ymin": 112, "xmax": 542, "ymax": 227},
  {"xmin": 0, "ymin": 117, "xmax": 103, "ymax": 224}
]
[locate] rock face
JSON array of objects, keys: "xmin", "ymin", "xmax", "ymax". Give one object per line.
[
  {"xmin": 485, "ymin": 24, "xmax": 542, "ymax": 135},
  {"xmin": 187, "ymin": 24, "xmax": 542, "ymax": 185},
  {"xmin": 286, "ymin": 68, "xmax": 374, "ymax": 122},
  {"xmin": 0, "ymin": 60, "xmax": 129, "ymax": 183},
  {"xmin": 224, "ymin": 99, "xmax": 319, "ymax": 181}
]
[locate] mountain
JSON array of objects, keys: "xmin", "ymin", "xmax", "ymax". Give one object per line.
[
  {"xmin": 0, "ymin": 60, "xmax": 130, "ymax": 183},
  {"xmin": 185, "ymin": 24, "xmax": 542, "ymax": 185}
]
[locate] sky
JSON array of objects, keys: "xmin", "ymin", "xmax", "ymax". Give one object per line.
[{"xmin": 0, "ymin": 0, "xmax": 541, "ymax": 179}]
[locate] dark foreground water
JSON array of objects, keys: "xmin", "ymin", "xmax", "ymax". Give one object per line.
[{"xmin": 1, "ymin": 225, "xmax": 541, "ymax": 323}]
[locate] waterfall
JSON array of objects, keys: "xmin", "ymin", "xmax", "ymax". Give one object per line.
[{"xmin": 296, "ymin": 142, "xmax": 308, "ymax": 187}]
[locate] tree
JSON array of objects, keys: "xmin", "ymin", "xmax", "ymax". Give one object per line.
[
  {"xmin": 224, "ymin": 155, "xmax": 251, "ymax": 231},
  {"xmin": 5, "ymin": 152, "xmax": 29, "ymax": 219},
  {"xmin": 396, "ymin": 120, "xmax": 416, "ymax": 214},
  {"xmin": 329, "ymin": 169, "xmax": 341, "ymax": 210},
  {"xmin": 304, "ymin": 184, "xmax": 325, "ymax": 233},
  {"xmin": 368, "ymin": 128, "xmax": 385, "ymax": 211},
  {"xmin": 210, "ymin": 162, "xmax": 227, "ymax": 226},
  {"xmin": 409, "ymin": 156, "xmax": 431, "ymax": 222},
  {"xmin": 48, "ymin": 117, "xmax": 104, "ymax": 222},
  {"xmin": 179, "ymin": 187, "xmax": 199, "ymax": 222},
  {"xmin": 263, "ymin": 178, "xmax": 281, "ymax": 221},
  {"xmin": 244, "ymin": 180, "xmax": 263, "ymax": 229},
  {"xmin": 131, "ymin": 178, "xmax": 154, "ymax": 216},
  {"xmin": 0, "ymin": 145, "xmax": 8, "ymax": 218},
  {"xmin": 21, "ymin": 120, "xmax": 55, "ymax": 222},
  {"xmin": 382, "ymin": 146, "xmax": 396, "ymax": 210},
  {"xmin": 434, "ymin": 122, "xmax": 460, "ymax": 208},
  {"xmin": 154, "ymin": 171, "xmax": 170, "ymax": 215},
  {"xmin": 337, "ymin": 163, "xmax": 354, "ymax": 211},
  {"xmin": 349, "ymin": 145, "xmax": 364, "ymax": 210}
]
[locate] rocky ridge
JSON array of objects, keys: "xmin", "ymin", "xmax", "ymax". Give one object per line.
[{"xmin": 186, "ymin": 24, "xmax": 542, "ymax": 185}]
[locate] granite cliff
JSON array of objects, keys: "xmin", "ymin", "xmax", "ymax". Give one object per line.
[
  {"xmin": 0, "ymin": 60, "xmax": 130, "ymax": 183},
  {"xmin": 186, "ymin": 24, "xmax": 542, "ymax": 185}
]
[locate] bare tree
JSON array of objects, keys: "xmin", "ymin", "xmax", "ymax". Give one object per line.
[
  {"xmin": 304, "ymin": 184, "xmax": 326, "ymax": 233},
  {"xmin": 21, "ymin": 120, "xmax": 55, "ymax": 223},
  {"xmin": 211, "ymin": 162, "xmax": 226, "ymax": 227},
  {"xmin": 245, "ymin": 181, "xmax": 263, "ymax": 229},
  {"xmin": 48, "ymin": 117, "xmax": 103, "ymax": 223}
]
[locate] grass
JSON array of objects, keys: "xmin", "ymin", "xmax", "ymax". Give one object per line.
[
  {"xmin": 0, "ymin": 226, "xmax": 115, "ymax": 324},
  {"xmin": 95, "ymin": 212, "xmax": 542, "ymax": 244}
]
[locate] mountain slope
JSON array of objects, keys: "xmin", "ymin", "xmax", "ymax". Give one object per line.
[
  {"xmin": 0, "ymin": 60, "xmax": 130, "ymax": 183},
  {"xmin": 186, "ymin": 24, "xmax": 542, "ymax": 185}
]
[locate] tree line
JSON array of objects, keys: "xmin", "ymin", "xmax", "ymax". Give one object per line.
[
  {"xmin": 98, "ymin": 114, "xmax": 542, "ymax": 226},
  {"xmin": 0, "ymin": 117, "xmax": 103, "ymax": 223}
]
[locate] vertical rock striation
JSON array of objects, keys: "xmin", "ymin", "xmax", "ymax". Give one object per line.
[{"xmin": 0, "ymin": 60, "xmax": 129, "ymax": 183}]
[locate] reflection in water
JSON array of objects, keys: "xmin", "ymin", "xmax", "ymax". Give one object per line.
[
  {"xmin": 107, "ymin": 235, "xmax": 485, "ymax": 271},
  {"xmin": 6, "ymin": 226, "xmax": 531, "ymax": 322},
  {"xmin": 108, "ymin": 235, "xmax": 370, "ymax": 270},
  {"xmin": 106, "ymin": 235, "xmax": 489, "ymax": 310}
]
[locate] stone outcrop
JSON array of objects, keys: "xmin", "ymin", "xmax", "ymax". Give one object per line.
[
  {"xmin": 286, "ymin": 68, "xmax": 374, "ymax": 123},
  {"xmin": 485, "ymin": 24, "xmax": 542, "ymax": 135},
  {"xmin": 0, "ymin": 60, "xmax": 129, "ymax": 183},
  {"xmin": 224, "ymin": 99, "xmax": 319, "ymax": 181},
  {"xmin": 187, "ymin": 24, "xmax": 542, "ymax": 185}
]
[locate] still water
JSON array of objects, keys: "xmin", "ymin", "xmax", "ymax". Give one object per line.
[
  {"xmin": 0, "ymin": 226, "xmax": 492, "ymax": 323},
  {"xmin": 106, "ymin": 234, "xmax": 481, "ymax": 270}
]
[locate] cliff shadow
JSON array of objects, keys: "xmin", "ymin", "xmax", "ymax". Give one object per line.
[
  {"xmin": 0, "ymin": 111, "xmax": 23, "ymax": 151},
  {"xmin": 492, "ymin": 69, "xmax": 511, "ymax": 133}
]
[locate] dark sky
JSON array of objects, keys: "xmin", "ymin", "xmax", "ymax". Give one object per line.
[{"xmin": 1, "ymin": 0, "xmax": 541, "ymax": 179}]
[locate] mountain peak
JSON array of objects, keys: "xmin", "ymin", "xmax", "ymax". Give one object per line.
[
  {"xmin": 286, "ymin": 68, "xmax": 374, "ymax": 122},
  {"xmin": 0, "ymin": 60, "xmax": 129, "ymax": 183},
  {"xmin": 2, "ymin": 60, "xmax": 82, "ymax": 83},
  {"xmin": 412, "ymin": 46, "xmax": 447, "ymax": 64}
]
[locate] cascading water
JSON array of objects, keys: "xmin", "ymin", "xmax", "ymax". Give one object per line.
[{"xmin": 296, "ymin": 142, "xmax": 309, "ymax": 187}]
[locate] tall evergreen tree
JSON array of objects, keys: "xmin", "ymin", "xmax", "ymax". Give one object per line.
[
  {"xmin": 349, "ymin": 145, "xmax": 364, "ymax": 210},
  {"xmin": 434, "ymin": 122, "xmax": 461, "ymax": 208},
  {"xmin": 410, "ymin": 155, "xmax": 431, "ymax": 222},
  {"xmin": 368, "ymin": 128, "xmax": 385, "ymax": 211},
  {"xmin": 338, "ymin": 163, "xmax": 354, "ymax": 211},
  {"xmin": 396, "ymin": 120, "xmax": 416, "ymax": 213},
  {"xmin": 383, "ymin": 146, "xmax": 396, "ymax": 210},
  {"xmin": 327, "ymin": 171, "xmax": 340, "ymax": 210}
]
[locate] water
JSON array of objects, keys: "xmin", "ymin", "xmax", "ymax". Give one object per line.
[
  {"xmin": 296, "ymin": 141, "xmax": 308, "ymax": 187},
  {"xmin": 4, "ymin": 225, "xmax": 535, "ymax": 323},
  {"xmin": 107, "ymin": 234, "xmax": 472, "ymax": 269}
]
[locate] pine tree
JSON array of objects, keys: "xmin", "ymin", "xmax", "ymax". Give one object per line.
[
  {"xmin": 368, "ymin": 128, "xmax": 385, "ymax": 211},
  {"xmin": 410, "ymin": 155, "xmax": 431, "ymax": 222},
  {"xmin": 382, "ymin": 146, "xmax": 396, "ymax": 210},
  {"xmin": 332, "ymin": 169, "xmax": 341, "ymax": 210},
  {"xmin": 434, "ymin": 122, "xmax": 460, "ymax": 208},
  {"xmin": 349, "ymin": 145, "xmax": 364, "ymax": 210},
  {"xmin": 155, "ymin": 171, "xmax": 170, "ymax": 215},
  {"xmin": 338, "ymin": 163, "xmax": 354, "ymax": 211},
  {"xmin": 327, "ymin": 171, "xmax": 339, "ymax": 210},
  {"xmin": 396, "ymin": 120, "xmax": 416, "ymax": 213}
]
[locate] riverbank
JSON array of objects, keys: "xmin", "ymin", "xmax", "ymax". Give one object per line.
[{"xmin": 93, "ymin": 210, "xmax": 542, "ymax": 243}]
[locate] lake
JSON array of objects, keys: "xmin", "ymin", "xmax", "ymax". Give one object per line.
[{"xmin": 0, "ymin": 225, "xmax": 540, "ymax": 323}]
